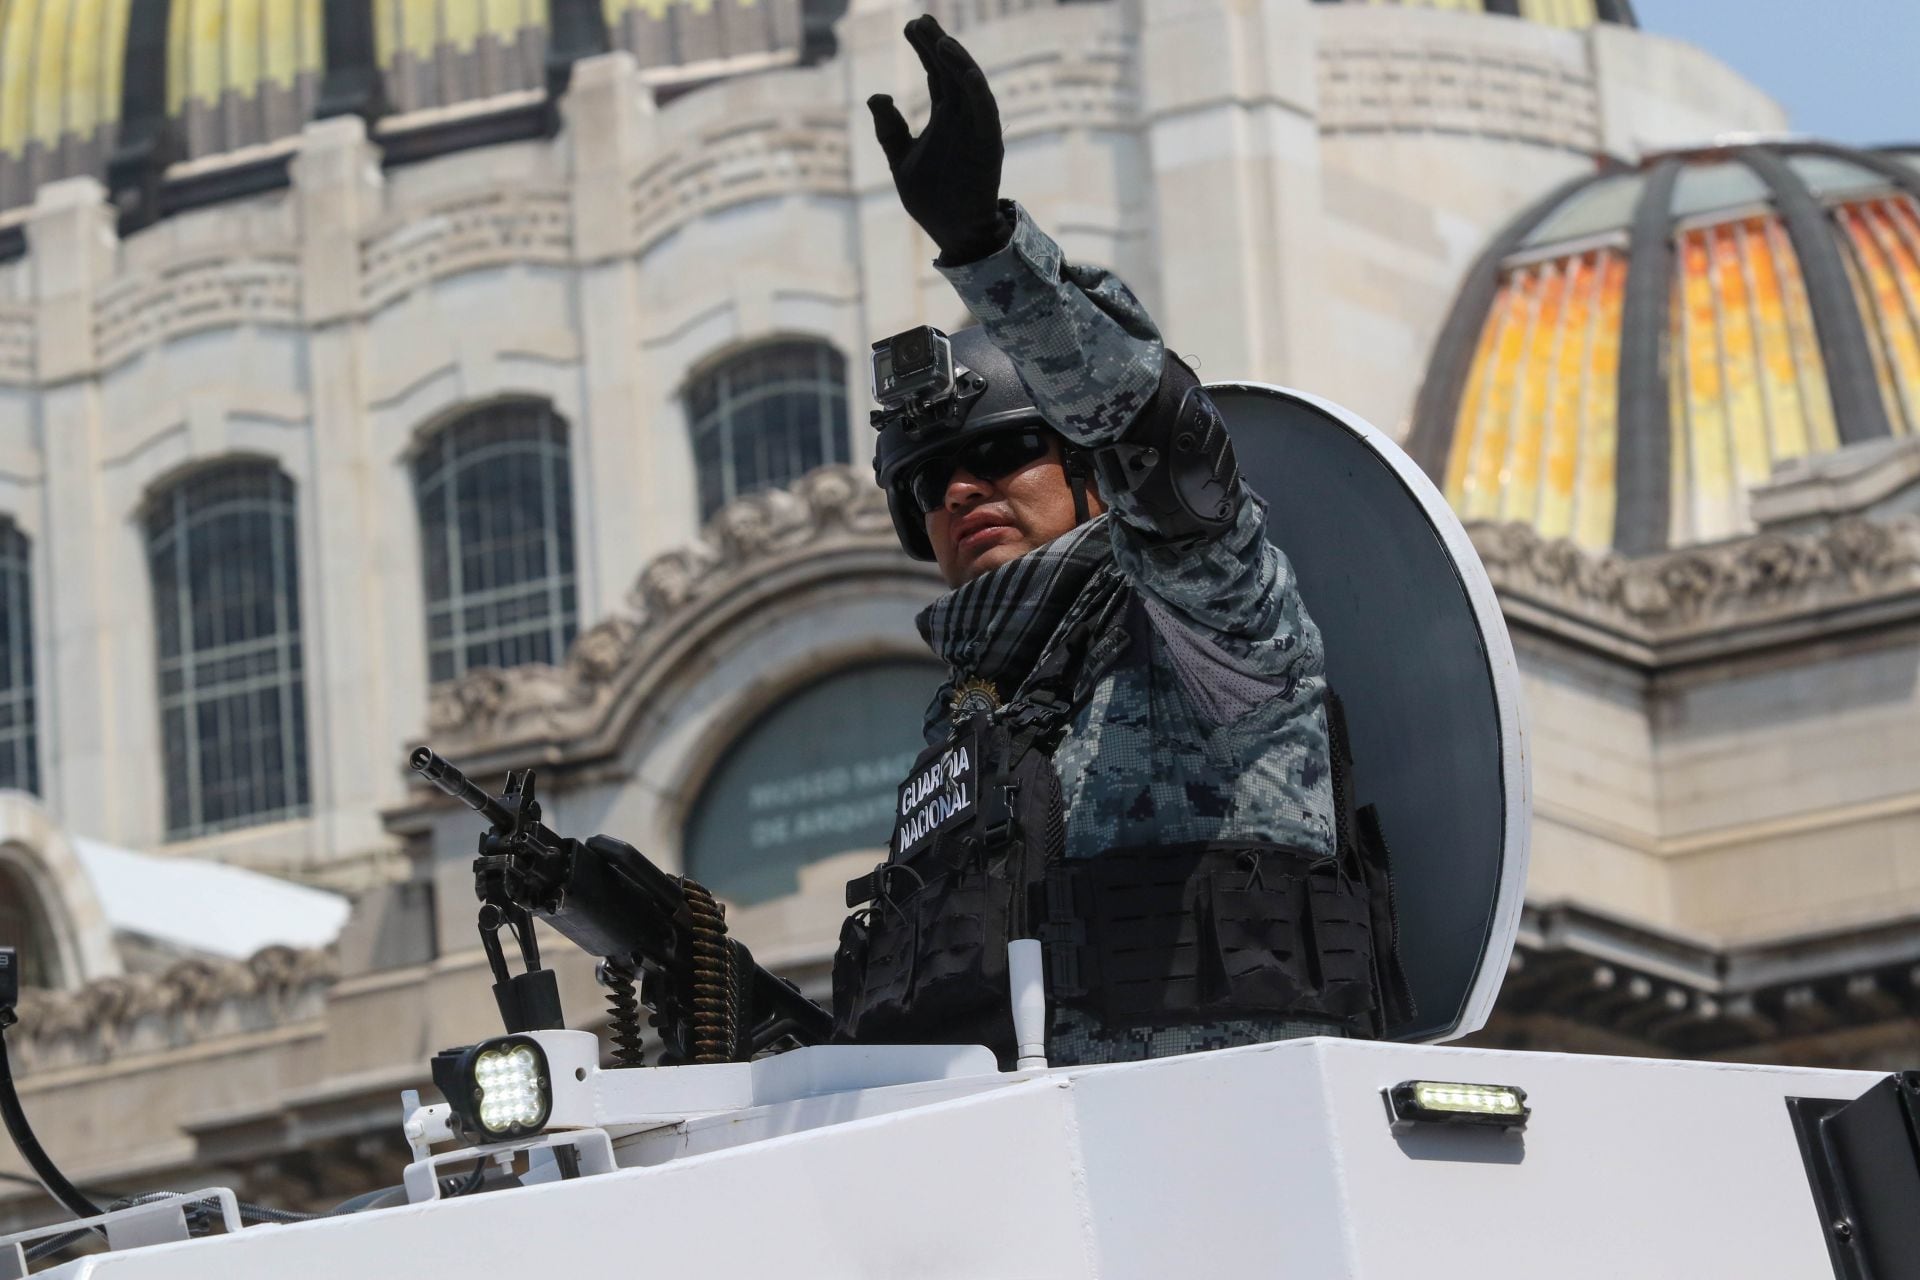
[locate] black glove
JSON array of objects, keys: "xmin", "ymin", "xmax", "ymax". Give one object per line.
[{"xmin": 868, "ymin": 15, "xmax": 1010, "ymax": 266}]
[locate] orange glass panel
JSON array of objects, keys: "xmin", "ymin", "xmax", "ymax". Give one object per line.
[
  {"xmin": 1741, "ymin": 218, "xmax": 1809, "ymax": 460},
  {"xmin": 1501, "ymin": 259, "xmax": 1568, "ymax": 525},
  {"xmin": 1679, "ymin": 227, "xmax": 1740, "ymax": 541},
  {"xmin": 1710, "ymin": 223, "xmax": 1772, "ymax": 489},
  {"xmin": 1537, "ymin": 252, "xmax": 1597, "ymax": 540},
  {"xmin": 1846, "ymin": 199, "xmax": 1920, "ymax": 435},
  {"xmin": 1836, "ymin": 205, "xmax": 1909, "ymax": 437},
  {"xmin": 1766, "ymin": 218, "xmax": 1840, "ymax": 453},
  {"xmin": 1574, "ymin": 251, "xmax": 1624, "ymax": 550},
  {"xmin": 1465, "ymin": 266, "xmax": 1537, "ymax": 521},
  {"xmin": 1883, "ymin": 195, "xmax": 1920, "ymax": 437}
]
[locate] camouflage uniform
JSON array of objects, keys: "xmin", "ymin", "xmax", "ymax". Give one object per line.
[{"xmin": 928, "ymin": 202, "xmax": 1339, "ymax": 1063}]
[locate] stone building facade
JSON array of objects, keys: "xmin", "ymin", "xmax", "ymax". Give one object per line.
[{"xmin": 9, "ymin": 0, "xmax": 1915, "ymax": 1231}]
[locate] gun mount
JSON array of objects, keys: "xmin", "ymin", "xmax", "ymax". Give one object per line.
[{"xmin": 409, "ymin": 747, "xmax": 830, "ymax": 1064}]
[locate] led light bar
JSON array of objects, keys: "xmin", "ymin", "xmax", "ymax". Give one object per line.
[
  {"xmin": 1386, "ymin": 1079, "xmax": 1530, "ymax": 1132},
  {"xmin": 433, "ymin": 1035, "xmax": 553, "ymax": 1142}
]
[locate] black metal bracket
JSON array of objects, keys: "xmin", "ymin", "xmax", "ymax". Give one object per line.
[{"xmin": 1789, "ymin": 1073, "xmax": 1920, "ymax": 1280}]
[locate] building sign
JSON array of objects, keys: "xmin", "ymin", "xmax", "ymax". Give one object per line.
[{"xmin": 684, "ymin": 661, "xmax": 941, "ymax": 906}]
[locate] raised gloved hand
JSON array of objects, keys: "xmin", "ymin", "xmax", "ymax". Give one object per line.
[{"xmin": 868, "ymin": 15, "xmax": 1010, "ymax": 265}]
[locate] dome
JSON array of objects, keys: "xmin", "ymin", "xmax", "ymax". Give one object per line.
[
  {"xmin": 1312, "ymin": 0, "xmax": 1637, "ymax": 28},
  {"xmin": 0, "ymin": 0, "xmax": 831, "ymax": 224},
  {"xmin": 1406, "ymin": 143, "xmax": 1920, "ymax": 554}
]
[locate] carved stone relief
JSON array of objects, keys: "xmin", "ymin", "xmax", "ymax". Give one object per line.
[
  {"xmin": 1469, "ymin": 515, "xmax": 1920, "ymax": 641},
  {"xmin": 11, "ymin": 945, "xmax": 337, "ymax": 1073},
  {"xmin": 361, "ymin": 188, "xmax": 575, "ymax": 313},
  {"xmin": 1318, "ymin": 36, "xmax": 1601, "ymax": 152},
  {"xmin": 629, "ymin": 114, "xmax": 852, "ymax": 255},
  {"xmin": 92, "ymin": 257, "xmax": 303, "ymax": 370}
]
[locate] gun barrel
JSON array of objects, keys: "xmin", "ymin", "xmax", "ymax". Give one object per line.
[{"xmin": 410, "ymin": 747, "xmax": 512, "ymax": 827}]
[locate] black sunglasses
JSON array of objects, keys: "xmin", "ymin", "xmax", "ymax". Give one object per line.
[{"xmin": 904, "ymin": 429, "xmax": 1054, "ymax": 516}]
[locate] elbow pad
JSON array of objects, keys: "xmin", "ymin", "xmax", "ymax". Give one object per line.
[{"xmin": 1089, "ymin": 355, "xmax": 1242, "ymax": 539}]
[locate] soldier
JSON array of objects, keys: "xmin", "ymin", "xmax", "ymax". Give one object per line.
[{"xmin": 833, "ymin": 16, "xmax": 1408, "ymax": 1065}]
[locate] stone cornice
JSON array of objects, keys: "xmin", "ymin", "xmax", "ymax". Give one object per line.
[
  {"xmin": 11, "ymin": 946, "xmax": 337, "ymax": 1075},
  {"xmin": 1469, "ymin": 515, "xmax": 1920, "ymax": 662},
  {"xmin": 1503, "ymin": 901, "xmax": 1920, "ymax": 1057},
  {"xmin": 421, "ymin": 465, "xmax": 934, "ymax": 764}
]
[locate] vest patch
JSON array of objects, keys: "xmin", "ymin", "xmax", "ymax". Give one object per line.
[{"xmin": 894, "ymin": 732, "xmax": 978, "ymax": 858}]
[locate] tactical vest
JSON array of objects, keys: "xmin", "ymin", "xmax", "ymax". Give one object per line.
[{"xmin": 831, "ymin": 590, "xmax": 1414, "ymax": 1064}]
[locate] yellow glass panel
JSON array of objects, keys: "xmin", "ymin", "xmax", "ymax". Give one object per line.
[
  {"xmin": 1851, "ymin": 200, "xmax": 1920, "ymax": 435},
  {"xmin": 1574, "ymin": 252, "xmax": 1623, "ymax": 551},
  {"xmin": 444, "ymin": 0, "xmax": 482, "ymax": 51},
  {"xmin": 1668, "ymin": 279, "xmax": 1690, "ymax": 545},
  {"xmin": 62, "ymin": 0, "xmax": 108, "ymax": 140},
  {"xmin": 1468, "ymin": 265, "xmax": 1540, "ymax": 521},
  {"xmin": 189, "ymin": 0, "xmax": 225, "ymax": 104},
  {"xmin": 1710, "ymin": 223, "xmax": 1772, "ymax": 489},
  {"xmin": 102, "ymin": 0, "xmax": 134, "ymax": 134},
  {"xmin": 1538, "ymin": 252, "xmax": 1597, "ymax": 540},
  {"xmin": 300, "ymin": 0, "xmax": 322, "ymax": 77},
  {"xmin": 1502, "ymin": 259, "xmax": 1567, "ymax": 526},
  {"xmin": 227, "ymin": 0, "xmax": 265, "ymax": 97},
  {"xmin": 28, "ymin": 0, "xmax": 63, "ymax": 145},
  {"xmin": 166, "ymin": 0, "xmax": 192, "ymax": 114},
  {"xmin": 1766, "ymin": 218, "xmax": 1840, "ymax": 453},
  {"xmin": 1521, "ymin": 0, "xmax": 1597, "ymax": 27},
  {"xmin": 263, "ymin": 0, "xmax": 297, "ymax": 87},
  {"xmin": 1443, "ymin": 279, "xmax": 1511, "ymax": 509},
  {"xmin": 0, "ymin": 1, "xmax": 41, "ymax": 156},
  {"xmin": 1741, "ymin": 217, "xmax": 1809, "ymax": 461},
  {"xmin": 382, "ymin": 0, "xmax": 439, "ymax": 62},
  {"xmin": 1679, "ymin": 228, "xmax": 1737, "ymax": 541},
  {"xmin": 483, "ymin": 0, "xmax": 523, "ymax": 35}
]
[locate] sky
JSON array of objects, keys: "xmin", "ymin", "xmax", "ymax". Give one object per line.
[{"xmin": 1632, "ymin": 0, "xmax": 1919, "ymax": 148}]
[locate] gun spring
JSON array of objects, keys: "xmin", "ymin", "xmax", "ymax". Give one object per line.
[{"xmin": 597, "ymin": 962, "xmax": 646, "ymax": 1068}]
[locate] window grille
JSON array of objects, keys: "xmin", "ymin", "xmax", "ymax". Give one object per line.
[
  {"xmin": 688, "ymin": 341, "xmax": 850, "ymax": 522},
  {"xmin": 147, "ymin": 463, "xmax": 310, "ymax": 839},
  {"xmin": 0, "ymin": 521, "xmax": 35, "ymax": 795},
  {"xmin": 414, "ymin": 401, "xmax": 579, "ymax": 684}
]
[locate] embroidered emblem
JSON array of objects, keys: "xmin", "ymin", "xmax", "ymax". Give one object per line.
[{"xmin": 950, "ymin": 676, "xmax": 1002, "ymax": 722}]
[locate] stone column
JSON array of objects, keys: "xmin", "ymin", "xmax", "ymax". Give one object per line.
[
  {"xmin": 28, "ymin": 179, "xmax": 124, "ymax": 839},
  {"xmin": 564, "ymin": 51, "xmax": 663, "ymax": 617},
  {"xmin": 1138, "ymin": 0, "xmax": 1326, "ymax": 385},
  {"xmin": 291, "ymin": 117, "xmax": 404, "ymax": 888}
]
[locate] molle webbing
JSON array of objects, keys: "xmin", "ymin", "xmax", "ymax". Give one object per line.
[{"xmin": 1040, "ymin": 842, "xmax": 1379, "ymax": 1034}]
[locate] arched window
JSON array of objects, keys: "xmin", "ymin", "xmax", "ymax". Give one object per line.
[
  {"xmin": 0, "ymin": 520, "xmax": 36, "ymax": 795},
  {"xmin": 413, "ymin": 401, "xmax": 579, "ymax": 684},
  {"xmin": 147, "ymin": 462, "xmax": 310, "ymax": 839},
  {"xmin": 687, "ymin": 341, "xmax": 850, "ymax": 522},
  {"xmin": 0, "ymin": 861, "xmax": 55, "ymax": 988}
]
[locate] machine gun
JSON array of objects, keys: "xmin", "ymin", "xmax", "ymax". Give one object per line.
[{"xmin": 410, "ymin": 747, "xmax": 831, "ymax": 1065}]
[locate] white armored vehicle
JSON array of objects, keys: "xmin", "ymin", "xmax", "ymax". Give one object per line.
[{"xmin": 3, "ymin": 389, "xmax": 1912, "ymax": 1279}]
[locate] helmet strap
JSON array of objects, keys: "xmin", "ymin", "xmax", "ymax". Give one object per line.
[{"xmin": 1065, "ymin": 448, "xmax": 1092, "ymax": 526}]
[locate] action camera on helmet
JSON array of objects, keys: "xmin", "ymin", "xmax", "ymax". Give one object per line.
[{"xmin": 871, "ymin": 326, "xmax": 956, "ymax": 410}]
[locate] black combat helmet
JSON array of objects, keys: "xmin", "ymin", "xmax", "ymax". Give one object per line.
[{"xmin": 873, "ymin": 325, "xmax": 1058, "ymax": 562}]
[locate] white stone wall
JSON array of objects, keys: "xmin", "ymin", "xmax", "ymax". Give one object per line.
[
  {"xmin": 0, "ymin": 0, "xmax": 1785, "ymax": 899},
  {"xmin": 1310, "ymin": 3, "xmax": 1787, "ymax": 434}
]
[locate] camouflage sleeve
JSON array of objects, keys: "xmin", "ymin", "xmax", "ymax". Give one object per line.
[
  {"xmin": 936, "ymin": 200, "xmax": 1165, "ymax": 448},
  {"xmin": 937, "ymin": 201, "xmax": 1290, "ymax": 652}
]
